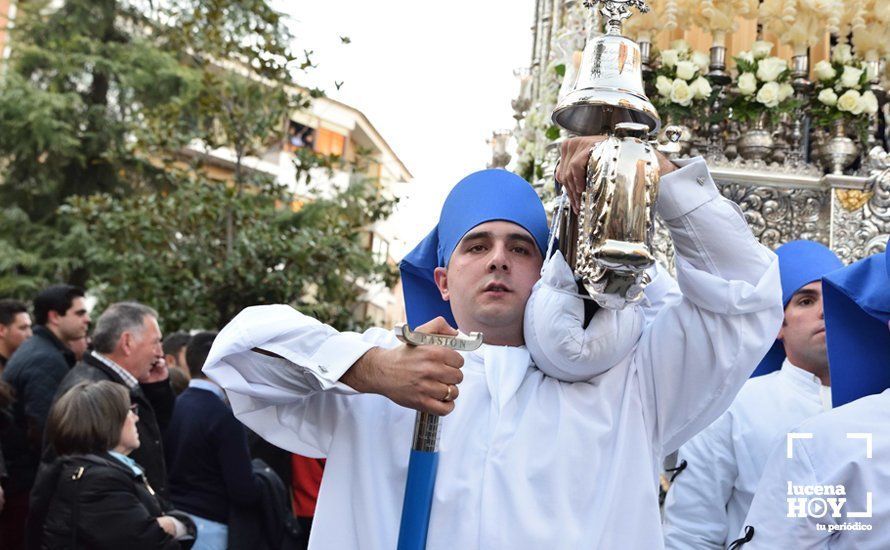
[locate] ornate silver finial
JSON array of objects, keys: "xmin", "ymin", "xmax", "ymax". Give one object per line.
[{"xmin": 584, "ymin": 0, "xmax": 649, "ymax": 35}]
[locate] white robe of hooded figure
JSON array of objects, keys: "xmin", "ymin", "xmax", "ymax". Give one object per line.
[
  {"xmin": 202, "ymin": 157, "xmax": 784, "ymax": 550},
  {"xmin": 740, "ymin": 389, "xmax": 890, "ymax": 549},
  {"xmin": 661, "ymin": 359, "xmax": 832, "ymax": 549}
]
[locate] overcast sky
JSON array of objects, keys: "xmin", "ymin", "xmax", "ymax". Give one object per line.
[{"xmin": 280, "ymin": 1, "xmax": 535, "ymax": 258}]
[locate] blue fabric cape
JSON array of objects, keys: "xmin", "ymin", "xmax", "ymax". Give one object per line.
[
  {"xmin": 750, "ymin": 240, "xmax": 843, "ymax": 377},
  {"xmin": 824, "ymin": 250, "xmax": 890, "ymax": 408},
  {"xmin": 399, "ymin": 169, "xmax": 549, "ymax": 329}
]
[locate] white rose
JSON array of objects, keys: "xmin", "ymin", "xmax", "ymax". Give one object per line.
[
  {"xmin": 670, "ymin": 78, "xmax": 693, "ymax": 106},
  {"xmin": 692, "ymin": 51, "xmax": 710, "ymax": 73},
  {"xmin": 738, "ymin": 72, "xmax": 757, "ymax": 96},
  {"xmin": 737, "ymin": 51, "xmax": 755, "ymax": 64},
  {"xmin": 832, "ymin": 43, "xmax": 854, "ymax": 64},
  {"xmin": 751, "ymin": 40, "xmax": 774, "ymax": 59},
  {"xmin": 675, "ymin": 60, "xmax": 698, "ymax": 81},
  {"xmin": 660, "ymin": 49, "xmax": 679, "ymax": 68},
  {"xmin": 670, "ymin": 39, "xmax": 689, "ymax": 52},
  {"xmin": 756, "ymin": 81, "xmax": 781, "ymax": 107},
  {"xmin": 859, "ymin": 90, "xmax": 879, "ymax": 115},
  {"xmin": 813, "ymin": 60, "xmax": 837, "ymax": 81},
  {"xmin": 656, "ymin": 75, "xmax": 673, "ymax": 97},
  {"xmin": 690, "ymin": 76, "xmax": 712, "ymax": 99},
  {"xmin": 778, "ymin": 83, "xmax": 794, "ymax": 102},
  {"xmin": 756, "ymin": 57, "xmax": 787, "ymax": 82},
  {"xmin": 818, "ymin": 88, "xmax": 838, "ymax": 106},
  {"xmin": 837, "ymin": 89, "xmax": 861, "ymax": 113},
  {"xmin": 840, "ymin": 65, "xmax": 864, "ymax": 89}
]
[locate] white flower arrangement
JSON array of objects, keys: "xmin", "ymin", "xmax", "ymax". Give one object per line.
[
  {"xmin": 730, "ymin": 42, "xmax": 797, "ymax": 122},
  {"xmin": 650, "ymin": 41, "xmax": 713, "ymax": 120},
  {"xmin": 810, "ymin": 44, "xmax": 877, "ymax": 139}
]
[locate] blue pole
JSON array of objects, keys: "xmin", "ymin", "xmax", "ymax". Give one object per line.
[{"xmin": 393, "ymin": 324, "xmax": 483, "ymax": 550}]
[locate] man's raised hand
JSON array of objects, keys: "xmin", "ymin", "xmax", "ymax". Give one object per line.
[
  {"xmin": 342, "ymin": 316, "xmax": 465, "ymax": 416},
  {"xmin": 556, "ymin": 136, "xmax": 678, "ymax": 213}
]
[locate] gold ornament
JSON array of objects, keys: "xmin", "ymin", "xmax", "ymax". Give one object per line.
[{"xmin": 835, "ymin": 188, "xmax": 873, "ymax": 211}]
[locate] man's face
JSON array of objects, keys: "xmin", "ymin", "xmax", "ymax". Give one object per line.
[
  {"xmin": 778, "ymin": 281, "xmax": 828, "ymax": 370},
  {"xmin": 165, "ymin": 347, "xmax": 191, "ymax": 379},
  {"xmin": 434, "ymin": 221, "xmax": 543, "ymax": 345},
  {"xmin": 53, "ymin": 297, "xmax": 90, "ymax": 341},
  {"xmin": 0, "ymin": 312, "xmax": 32, "ymax": 354},
  {"xmin": 121, "ymin": 316, "xmax": 163, "ymax": 382}
]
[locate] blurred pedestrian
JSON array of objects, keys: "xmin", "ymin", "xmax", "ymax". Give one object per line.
[
  {"xmin": 27, "ymin": 380, "xmax": 195, "ymax": 549},
  {"xmin": 1, "ymin": 285, "xmax": 88, "ymax": 550},
  {"xmin": 165, "ymin": 332, "xmax": 259, "ymax": 549},
  {"xmin": 163, "ymin": 332, "xmax": 191, "ymax": 396},
  {"xmin": 0, "ymin": 300, "xmax": 32, "ymax": 372},
  {"xmin": 52, "ymin": 302, "xmax": 174, "ymax": 500}
]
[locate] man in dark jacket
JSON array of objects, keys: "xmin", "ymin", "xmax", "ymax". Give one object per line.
[
  {"xmin": 165, "ymin": 332, "xmax": 260, "ymax": 548},
  {"xmin": 52, "ymin": 301, "xmax": 174, "ymax": 500},
  {"xmin": 0, "ymin": 299, "xmax": 32, "ymax": 371},
  {"xmin": 1, "ymin": 285, "xmax": 88, "ymax": 550}
]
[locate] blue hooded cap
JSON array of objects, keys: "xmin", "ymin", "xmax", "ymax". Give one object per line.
[
  {"xmin": 824, "ymin": 249, "xmax": 890, "ymax": 408},
  {"xmin": 750, "ymin": 240, "xmax": 844, "ymax": 377},
  {"xmin": 399, "ymin": 169, "xmax": 550, "ymax": 329}
]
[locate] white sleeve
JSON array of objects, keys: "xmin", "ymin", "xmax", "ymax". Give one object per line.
[
  {"xmin": 741, "ymin": 439, "xmax": 830, "ymax": 548},
  {"xmin": 663, "ymin": 411, "xmax": 738, "ymax": 550},
  {"xmin": 634, "ymin": 157, "xmax": 784, "ymax": 455},
  {"xmin": 202, "ymin": 304, "xmax": 399, "ymax": 457},
  {"xmin": 522, "ymin": 251, "xmax": 679, "ymax": 382}
]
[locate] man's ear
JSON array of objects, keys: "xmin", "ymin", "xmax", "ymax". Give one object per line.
[
  {"xmin": 120, "ymin": 332, "xmax": 133, "ymax": 356},
  {"xmin": 777, "ymin": 323, "xmax": 785, "ymax": 342},
  {"xmin": 433, "ymin": 267, "xmax": 450, "ymax": 301},
  {"xmin": 46, "ymin": 310, "xmax": 61, "ymax": 327}
]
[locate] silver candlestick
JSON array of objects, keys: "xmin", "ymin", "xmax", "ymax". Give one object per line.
[{"xmin": 787, "ymin": 53, "xmax": 811, "ymax": 167}]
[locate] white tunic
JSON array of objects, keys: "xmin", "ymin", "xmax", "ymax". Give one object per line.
[
  {"xmin": 203, "ymin": 158, "xmax": 783, "ymax": 550},
  {"xmin": 741, "ymin": 390, "xmax": 890, "ymax": 549},
  {"xmin": 663, "ymin": 360, "xmax": 832, "ymax": 549}
]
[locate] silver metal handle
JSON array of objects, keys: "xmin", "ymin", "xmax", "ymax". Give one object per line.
[
  {"xmin": 394, "ymin": 324, "xmax": 483, "ymax": 352},
  {"xmin": 394, "ymin": 323, "xmax": 484, "ymax": 451}
]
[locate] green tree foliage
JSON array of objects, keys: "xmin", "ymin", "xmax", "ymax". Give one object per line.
[
  {"xmin": 0, "ymin": 0, "xmax": 399, "ymax": 330},
  {"xmin": 61, "ymin": 166, "xmax": 397, "ymax": 331}
]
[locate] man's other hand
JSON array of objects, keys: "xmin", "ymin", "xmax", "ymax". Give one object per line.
[
  {"xmin": 342, "ymin": 317, "xmax": 465, "ymax": 416},
  {"xmin": 556, "ymin": 136, "xmax": 678, "ymax": 213},
  {"xmin": 144, "ymin": 356, "xmax": 170, "ymax": 384}
]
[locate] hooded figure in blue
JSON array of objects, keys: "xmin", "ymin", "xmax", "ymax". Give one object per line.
[
  {"xmin": 742, "ymin": 249, "xmax": 890, "ymax": 548},
  {"xmin": 399, "ymin": 169, "xmax": 550, "ymax": 334},
  {"xmin": 750, "ymin": 240, "xmax": 843, "ymax": 378},
  {"xmin": 663, "ymin": 240, "xmax": 841, "ymax": 550}
]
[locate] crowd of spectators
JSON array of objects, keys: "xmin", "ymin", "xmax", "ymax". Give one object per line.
[{"xmin": 0, "ymin": 286, "xmax": 320, "ymax": 549}]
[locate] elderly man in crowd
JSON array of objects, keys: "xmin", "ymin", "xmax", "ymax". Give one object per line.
[
  {"xmin": 663, "ymin": 240, "xmax": 842, "ymax": 549},
  {"xmin": 51, "ymin": 301, "xmax": 174, "ymax": 500}
]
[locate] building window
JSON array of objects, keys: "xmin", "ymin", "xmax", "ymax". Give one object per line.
[
  {"xmin": 286, "ymin": 120, "xmax": 315, "ymax": 151},
  {"xmin": 371, "ymin": 233, "xmax": 390, "ymax": 264}
]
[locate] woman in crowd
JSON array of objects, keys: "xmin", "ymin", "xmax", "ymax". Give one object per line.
[{"xmin": 26, "ymin": 380, "xmax": 195, "ymax": 549}]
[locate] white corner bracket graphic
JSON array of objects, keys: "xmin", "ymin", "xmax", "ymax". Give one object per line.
[
  {"xmin": 787, "ymin": 432, "xmax": 814, "ymax": 459},
  {"xmin": 846, "ymin": 433, "xmax": 873, "ymax": 459}
]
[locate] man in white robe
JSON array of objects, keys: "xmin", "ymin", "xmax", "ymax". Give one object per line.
[
  {"xmin": 203, "ymin": 136, "xmax": 784, "ymax": 549},
  {"xmin": 662, "ymin": 241, "xmax": 841, "ymax": 549},
  {"xmin": 740, "ymin": 249, "xmax": 890, "ymax": 549}
]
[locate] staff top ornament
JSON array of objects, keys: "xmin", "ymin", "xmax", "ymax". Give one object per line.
[{"xmin": 584, "ymin": 0, "xmax": 650, "ymax": 35}]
